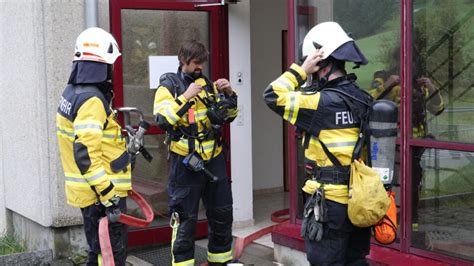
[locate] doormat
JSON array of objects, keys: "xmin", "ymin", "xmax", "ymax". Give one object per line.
[{"xmin": 129, "ymin": 245, "xmax": 208, "ymax": 265}]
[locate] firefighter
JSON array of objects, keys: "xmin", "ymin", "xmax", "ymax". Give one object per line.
[
  {"xmin": 56, "ymin": 27, "xmax": 130, "ymax": 265},
  {"xmin": 263, "ymin": 22, "xmax": 373, "ymax": 265},
  {"xmin": 153, "ymin": 40, "xmax": 238, "ymax": 266}
]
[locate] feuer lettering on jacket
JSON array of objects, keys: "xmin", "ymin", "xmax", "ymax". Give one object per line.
[
  {"xmin": 59, "ymin": 96, "xmax": 72, "ymax": 116},
  {"xmin": 335, "ymin": 111, "xmax": 354, "ymax": 125}
]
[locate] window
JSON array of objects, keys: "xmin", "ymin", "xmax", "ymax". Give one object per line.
[
  {"xmin": 412, "ymin": 148, "xmax": 474, "ymax": 261},
  {"xmin": 411, "ymin": 1, "xmax": 474, "ymax": 143}
]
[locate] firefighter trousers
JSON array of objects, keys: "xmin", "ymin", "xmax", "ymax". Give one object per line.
[
  {"xmin": 168, "ymin": 152, "xmax": 233, "ymax": 265},
  {"xmin": 305, "ymin": 200, "xmax": 371, "ymax": 266},
  {"xmin": 81, "ymin": 197, "xmax": 128, "ymax": 266}
]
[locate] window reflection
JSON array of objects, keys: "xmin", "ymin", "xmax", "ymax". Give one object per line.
[
  {"xmin": 412, "ymin": 1, "xmax": 474, "ymax": 143},
  {"xmin": 413, "ymin": 148, "xmax": 474, "ymax": 261}
]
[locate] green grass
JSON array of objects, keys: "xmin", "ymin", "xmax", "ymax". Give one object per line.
[
  {"xmin": 353, "ymin": 30, "xmax": 399, "ymax": 89},
  {"xmin": 0, "ymin": 234, "xmax": 26, "ymax": 255},
  {"xmin": 350, "ymin": 2, "xmax": 474, "ymax": 93}
]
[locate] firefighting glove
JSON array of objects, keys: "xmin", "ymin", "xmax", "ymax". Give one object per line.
[
  {"xmin": 301, "ymin": 188, "xmax": 326, "ymax": 241},
  {"xmin": 301, "ymin": 205, "xmax": 323, "ymax": 242},
  {"xmin": 104, "ymin": 195, "xmax": 121, "ymax": 223}
]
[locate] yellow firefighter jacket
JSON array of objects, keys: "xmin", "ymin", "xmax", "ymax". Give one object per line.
[
  {"xmin": 153, "ymin": 72, "xmax": 238, "ymax": 161},
  {"xmin": 56, "ymin": 85, "xmax": 131, "ymax": 208},
  {"xmin": 263, "ymin": 64, "xmax": 372, "ymax": 204}
]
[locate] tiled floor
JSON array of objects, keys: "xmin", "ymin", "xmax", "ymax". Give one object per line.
[
  {"xmin": 126, "ymin": 190, "xmax": 289, "ymax": 265},
  {"xmin": 197, "ymin": 190, "xmax": 289, "ymax": 265}
]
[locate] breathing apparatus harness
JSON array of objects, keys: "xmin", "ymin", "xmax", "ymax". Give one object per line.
[
  {"xmin": 159, "ymin": 72, "xmax": 234, "ymax": 181},
  {"xmin": 300, "ymin": 75, "xmax": 373, "ymax": 186}
]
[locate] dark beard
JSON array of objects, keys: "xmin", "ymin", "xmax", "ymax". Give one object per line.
[{"xmin": 190, "ymin": 71, "xmax": 202, "ymax": 80}]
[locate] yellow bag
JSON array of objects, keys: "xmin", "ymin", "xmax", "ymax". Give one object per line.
[{"xmin": 348, "ymin": 160, "xmax": 390, "ymax": 227}]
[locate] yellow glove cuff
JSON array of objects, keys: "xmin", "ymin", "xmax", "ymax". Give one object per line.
[{"xmin": 302, "ymin": 180, "xmax": 320, "ymax": 195}]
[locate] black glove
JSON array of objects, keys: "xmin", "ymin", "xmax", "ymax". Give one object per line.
[
  {"xmin": 300, "ymin": 191, "xmax": 324, "ymax": 242},
  {"xmin": 104, "ymin": 195, "xmax": 121, "ymax": 223},
  {"xmin": 307, "ymin": 215, "xmax": 323, "ymax": 241},
  {"xmin": 106, "ymin": 206, "xmax": 122, "ymax": 223}
]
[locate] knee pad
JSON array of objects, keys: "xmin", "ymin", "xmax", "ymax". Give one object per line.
[
  {"xmin": 207, "ymin": 206, "xmax": 233, "ymax": 245},
  {"xmin": 207, "ymin": 206, "xmax": 233, "ymax": 224},
  {"xmin": 173, "ymin": 216, "xmax": 197, "ymax": 254}
]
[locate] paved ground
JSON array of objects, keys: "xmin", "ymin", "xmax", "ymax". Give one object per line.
[{"xmin": 125, "ymin": 238, "xmax": 278, "ymax": 266}]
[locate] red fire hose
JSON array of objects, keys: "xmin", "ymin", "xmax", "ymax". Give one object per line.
[
  {"xmin": 199, "ymin": 208, "xmax": 289, "ymax": 266},
  {"xmin": 232, "ymin": 209, "xmax": 289, "ymax": 261},
  {"xmin": 98, "ymin": 190, "xmax": 154, "ymax": 266}
]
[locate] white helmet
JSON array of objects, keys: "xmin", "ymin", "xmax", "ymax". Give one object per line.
[
  {"xmin": 73, "ymin": 27, "xmax": 121, "ymax": 64},
  {"xmin": 302, "ymin": 21, "xmax": 353, "ymax": 59}
]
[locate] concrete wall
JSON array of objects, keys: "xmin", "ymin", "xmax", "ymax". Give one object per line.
[
  {"xmin": 0, "ymin": 0, "xmax": 109, "ymax": 254},
  {"xmin": 229, "ymin": 0, "xmax": 254, "ymax": 227},
  {"xmin": 274, "ymin": 244, "xmax": 309, "ymax": 266},
  {"xmin": 250, "ymin": 0, "xmax": 287, "ymax": 191}
]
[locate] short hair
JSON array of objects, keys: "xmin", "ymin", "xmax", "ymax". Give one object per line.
[{"xmin": 178, "ymin": 40, "xmax": 208, "ymax": 66}]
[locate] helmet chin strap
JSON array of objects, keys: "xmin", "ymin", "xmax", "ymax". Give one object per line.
[{"xmin": 315, "ymin": 63, "xmax": 338, "ymax": 89}]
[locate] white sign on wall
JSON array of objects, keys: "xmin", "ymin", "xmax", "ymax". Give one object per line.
[{"xmin": 149, "ymin": 55, "xmax": 179, "ymax": 89}]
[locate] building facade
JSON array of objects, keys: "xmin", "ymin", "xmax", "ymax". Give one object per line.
[{"xmin": 0, "ymin": 0, "xmax": 472, "ymax": 265}]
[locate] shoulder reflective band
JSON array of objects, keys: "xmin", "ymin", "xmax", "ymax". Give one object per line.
[{"xmin": 98, "ymin": 190, "xmax": 154, "ymax": 266}]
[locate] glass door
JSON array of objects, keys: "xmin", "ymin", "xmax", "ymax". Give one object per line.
[
  {"xmin": 407, "ymin": 1, "xmax": 474, "ymax": 264},
  {"xmin": 110, "ymin": 0, "xmax": 229, "ymax": 247}
]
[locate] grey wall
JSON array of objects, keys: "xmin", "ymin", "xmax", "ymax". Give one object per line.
[
  {"xmin": 250, "ymin": 0, "xmax": 287, "ymax": 191},
  {"xmin": 0, "ymin": 0, "xmax": 109, "ymax": 249},
  {"xmin": 229, "ymin": 0, "xmax": 255, "ymax": 226}
]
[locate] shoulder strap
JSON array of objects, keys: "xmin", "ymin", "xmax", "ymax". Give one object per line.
[
  {"xmin": 159, "ymin": 72, "xmax": 187, "ymax": 98},
  {"xmin": 322, "ymin": 88, "xmax": 371, "ymax": 107},
  {"xmin": 319, "ymin": 88, "xmax": 373, "ymax": 164},
  {"xmin": 318, "ymin": 138, "xmax": 345, "ymax": 171},
  {"xmin": 376, "ymin": 84, "xmax": 397, "ymax": 100}
]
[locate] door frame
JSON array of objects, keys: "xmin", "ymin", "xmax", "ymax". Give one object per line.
[{"xmin": 110, "ymin": 0, "xmax": 230, "ymax": 247}]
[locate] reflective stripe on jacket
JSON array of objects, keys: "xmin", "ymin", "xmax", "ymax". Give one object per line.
[
  {"xmin": 56, "ymin": 85, "xmax": 131, "ymax": 208},
  {"xmin": 263, "ymin": 64, "xmax": 368, "ymax": 203},
  {"xmin": 154, "ymin": 74, "xmax": 238, "ymax": 161}
]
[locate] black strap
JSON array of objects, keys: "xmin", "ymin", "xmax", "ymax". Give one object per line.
[
  {"xmin": 323, "ymin": 88, "xmax": 372, "ymax": 163},
  {"xmin": 371, "ymin": 128, "xmax": 398, "ymax": 138},
  {"xmin": 323, "ymin": 88, "xmax": 371, "ymax": 107},
  {"xmin": 376, "ymin": 83, "xmax": 397, "ymax": 100},
  {"xmin": 318, "ymin": 139, "xmax": 345, "ymax": 172},
  {"xmin": 313, "ymin": 166, "xmax": 350, "ymax": 185},
  {"xmin": 303, "ymin": 132, "xmax": 311, "ymax": 150},
  {"xmin": 160, "ymin": 73, "xmax": 186, "ymax": 97},
  {"xmin": 100, "ymin": 183, "xmax": 115, "ymax": 196}
]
